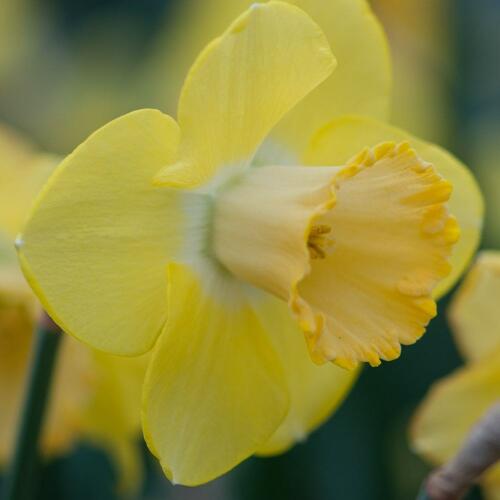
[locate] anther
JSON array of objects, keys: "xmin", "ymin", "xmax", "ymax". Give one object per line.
[{"xmin": 307, "ymin": 224, "xmax": 333, "ymax": 259}]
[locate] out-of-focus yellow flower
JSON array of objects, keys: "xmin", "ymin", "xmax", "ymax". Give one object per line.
[
  {"xmin": 371, "ymin": 0, "xmax": 452, "ymax": 144},
  {"xmin": 16, "ymin": 1, "xmax": 481, "ymax": 486},
  {"xmin": 0, "ymin": 125, "xmax": 145, "ymax": 493},
  {"xmin": 411, "ymin": 251, "xmax": 500, "ymax": 500}
]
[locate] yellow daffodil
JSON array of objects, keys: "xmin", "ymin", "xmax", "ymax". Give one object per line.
[
  {"xmin": 412, "ymin": 251, "xmax": 500, "ymax": 500},
  {"xmin": 16, "ymin": 1, "xmax": 482, "ymax": 486},
  {"xmin": 0, "ymin": 125, "xmax": 145, "ymax": 493}
]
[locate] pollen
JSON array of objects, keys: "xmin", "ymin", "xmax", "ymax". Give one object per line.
[{"xmin": 307, "ymin": 224, "xmax": 333, "ymax": 259}]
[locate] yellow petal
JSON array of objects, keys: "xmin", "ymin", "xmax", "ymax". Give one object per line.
[
  {"xmin": 306, "ymin": 115, "xmax": 483, "ymax": 299},
  {"xmin": 149, "ymin": 0, "xmax": 390, "ymax": 153},
  {"xmin": 0, "ymin": 124, "xmax": 146, "ymax": 482},
  {"xmin": 254, "ymin": 297, "xmax": 360, "ymax": 455},
  {"xmin": 273, "ymin": 0, "xmax": 391, "ymax": 152},
  {"xmin": 154, "ymin": 1, "xmax": 335, "ymax": 188},
  {"xmin": 18, "ymin": 109, "xmax": 182, "ymax": 355},
  {"xmin": 411, "ymin": 350, "xmax": 500, "ymax": 470},
  {"xmin": 142, "ymin": 263, "xmax": 288, "ymax": 486},
  {"xmin": 448, "ymin": 251, "xmax": 500, "ymax": 361},
  {"xmin": 82, "ymin": 351, "xmax": 147, "ymax": 493},
  {"xmin": 0, "ymin": 126, "xmax": 95, "ymax": 463}
]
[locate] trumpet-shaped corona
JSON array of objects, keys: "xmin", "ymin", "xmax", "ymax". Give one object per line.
[{"xmin": 213, "ymin": 143, "xmax": 458, "ymax": 368}]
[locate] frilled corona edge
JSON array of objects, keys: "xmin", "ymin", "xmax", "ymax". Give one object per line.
[{"xmin": 291, "ymin": 141, "xmax": 460, "ymax": 369}]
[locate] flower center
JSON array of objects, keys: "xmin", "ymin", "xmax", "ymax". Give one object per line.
[{"xmin": 307, "ymin": 224, "xmax": 333, "ymax": 259}]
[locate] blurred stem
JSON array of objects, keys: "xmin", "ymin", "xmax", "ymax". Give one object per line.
[{"xmin": 2, "ymin": 312, "xmax": 62, "ymax": 500}]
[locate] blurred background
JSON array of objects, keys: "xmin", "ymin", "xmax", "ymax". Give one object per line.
[{"xmin": 0, "ymin": 0, "xmax": 498, "ymax": 498}]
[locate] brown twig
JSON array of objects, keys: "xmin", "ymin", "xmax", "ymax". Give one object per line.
[{"xmin": 419, "ymin": 402, "xmax": 500, "ymax": 500}]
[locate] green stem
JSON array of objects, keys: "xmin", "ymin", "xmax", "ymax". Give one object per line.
[{"xmin": 2, "ymin": 312, "xmax": 62, "ymax": 500}]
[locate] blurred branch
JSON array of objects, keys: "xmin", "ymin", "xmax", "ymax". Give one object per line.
[{"xmin": 418, "ymin": 403, "xmax": 500, "ymax": 500}]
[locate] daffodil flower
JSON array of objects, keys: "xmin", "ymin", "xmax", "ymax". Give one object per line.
[
  {"xmin": 412, "ymin": 251, "xmax": 500, "ymax": 500},
  {"xmin": 17, "ymin": 1, "xmax": 482, "ymax": 486},
  {"xmin": 0, "ymin": 125, "xmax": 145, "ymax": 493}
]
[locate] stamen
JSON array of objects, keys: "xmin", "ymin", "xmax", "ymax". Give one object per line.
[{"xmin": 307, "ymin": 224, "xmax": 333, "ymax": 259}]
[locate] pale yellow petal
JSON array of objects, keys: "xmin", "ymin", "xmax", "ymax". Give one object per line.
[
  {"xmin": 154, "ymin": 1, "xmax": 335, "ymax": 188},
  {"xmin": 449, "ymin": 251, "xmax": 500, "ymax": 361},
  {"xmin": 142, "ymin": 263, "xmax": 288, "ymax": 486},
  {"xmin": 411, "ymin": 350, "xmax": 500, "ymax": 468},
  {"xmin": 307, "ymin": 115, "xmax": 483, "ymax": 299},
  {"xmin": 18, "ymin": 109, "xmax": 182, "ymax": 355},
  {"xmin": 273, "ymin": 0, "xmax": 391, "ymax": 152},
  {"xmin": 149, "ymin": 0, "xmax": 390, "ymax": 154},
  {"xmin": 0, "ymin": 125, "xmax": 145, "ymax": 481},
  {"xmin": 254, "ymin": 297, "xmax": 360, "ymax": 455}
]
